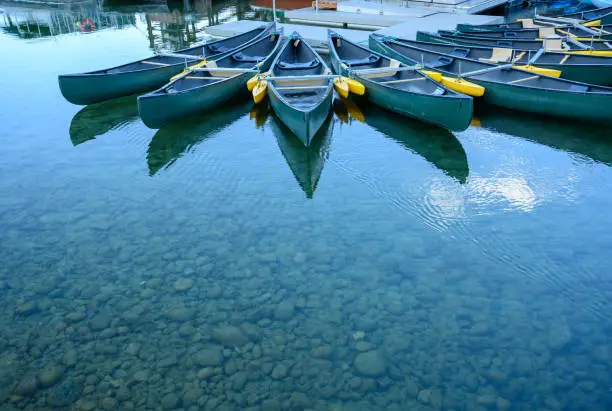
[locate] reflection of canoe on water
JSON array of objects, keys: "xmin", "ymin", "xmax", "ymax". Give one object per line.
[
  {"xmin": 69, "ymin": 95, "xmax": 139, "ymax": 146},
  {"xmin": 474, "ymin": 105, "xmax": 612, "ymax": 166},
  {"xmin": 337, "ymin": 99, "xmax": 470, "ymax": 183},
  {"xmin": 147, "ymin": 101, "xmax": 253, "ymax": 176},
  {"xmin": 269, "ymin": 104, "xmax": 333, "ymax": 198}
]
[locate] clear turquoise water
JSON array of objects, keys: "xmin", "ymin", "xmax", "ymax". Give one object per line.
[{"xmin": 1, "ymin": 1, "xmax": 612, "ymax": 410}]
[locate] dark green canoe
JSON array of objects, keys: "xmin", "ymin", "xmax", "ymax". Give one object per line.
[
  {"xmin": 328, "ymin": 31, "xmax": 472, "ymax": 132},
  {"xmin": 69, "ymin": 95, "xmax": 139, "ymax": 146},
  {"xmin": 561, "ymin": 6, "xmax": 612, "ymax": 24},
  {"xmin": 434, "ymin": 30, "xmax": 612, "ymax": 51},
  {"xmin": 451, "ymin": 24, "xmax": 612, "ymax": 40},
  {"xmin": 455, "ymin": 22, "xmax": 612, "ymax": 39},
  {"xmin": 58, "ymin": 23, "xmax": 274, "ymax": 105},
  {"xmin": 370, "ymin": 35, "xmax": 612, "ymax": 122},
  {"xmin": 270, "ymin": 104, "xmax": 333, "ymax": 198},
  {"xmin": 402, "ymin": 38, "xmax": 612, "ymax": 85},
  {"xmin": 138, "ymin": 30, "xmax": 283, "ymax": 129},
  {"xmin": 267, "ymin": 32, "xmax": 334, "ymax": 147},
  {"xmin": 456, "ymin": 20, "xmax": 555, "ymax": 33}
]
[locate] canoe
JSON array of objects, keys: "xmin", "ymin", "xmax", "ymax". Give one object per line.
[
  {"xmin": 335, "ymin": 99, "xmax": 469, "ymax": 183},
  {"xmin": 418, "ymin": 30, "xmax": 546, "ymax": 51},
  {"xmin": 327, "ymin": 31, "xmax": 473, "ymax": 131},
  {"xmin": 456, "ymin": 19, "xmax": 572, "ymax": 33},
  {"xmin": 451, "ymin": 25, "xmax": 612, "ymax": 41},
  {"xmin": 270, "ymin": 105, "xmax": 333, "ymax": 198},
  {"xmin": 430, "ymin": 30, "xmax": 612, "ymax": 52},
  {"xmin": 59, "ymin": 23, "xmax": 274, "ymax": 105},
  {"xmin": 561, "ymin": 6, "xmax": 612, "ymax": 24},
  {"xmin": 69, "ymin": 95, "xmax": 138, "ymax": 146},
  {"xmin": 267, "ymin": 32, "xmax": 334, "ymax": 146},
  {"xmin": 474, "ymin": 105, "xmax": 612, "ymax": 167},
  {"xmin": 400, "ymin": 38, "xmax": 612, "ymax": 85},
  {"xmin": 369, "ymin": 35, "xmax": 612, "ymax": 122},
  {"xmin": 456, "ymin": 19, "xmax": 612, "ymax": 34},
  {"xmin": 147, "ymin": 100, "xmax": 253, "ymax": 176},
  {"xmin": 138, "ymin": 29, "xmax": 283, "ymax": 129}
]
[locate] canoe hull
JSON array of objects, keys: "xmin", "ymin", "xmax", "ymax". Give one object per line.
[
  {"xmin": 330, "ymin": 54, "xmax": 471, "ymax": 131},
  {"xmin": 59, "ymin": 64, "xmax": 184, "ymax": 105},
  {"xmin": 138, "ymin": 74, "xmax": 250, "ymax": 129},
  {"xmin": 268, "ymin": 87, "xmax": 333, "ymax": 147},
  {"xmin": 370, "ymin": 36, "xmax": 612, "ymax": 122}
]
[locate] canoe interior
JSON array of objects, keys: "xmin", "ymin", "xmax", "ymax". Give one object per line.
[
  {"xmin": 330, "ymin": 34, "xmax": 455, "ymax": 97},
  {"xmin": 98, "ymin": 24, "xmax": 270, "ymax": 75},
  {"xmin": 155, "ymin": 32, "xmax": 282, "ymax": 95},
  {"xmin": 382, "ymin": 39, "xmax": 612, "ymax": 92},
  {"xmin": 404, "ymin": 40, "xmax": 612, "ymax": 66},
  {"xmin": 271, "ymin": 37, "xmax": 330, "ymax": 110}
]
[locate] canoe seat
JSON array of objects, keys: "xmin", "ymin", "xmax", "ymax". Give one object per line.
[
  {"xmin": 450, "ymin": 48, "xmax": 470, "ymax": 58},
  {"xmin": 568, "ymin": 84, "xmax": 589, "ymax": 92},
  {"xmin": 425, "ymin": 56, "xmax": 454, "ymax": 69},
  {"xmin": 232, "ymin": 52, "xmax": 265, "ymax": 63},
  {"xmin": 521, "ymin": 19, "xmax": 535, "ymax": 29},
  {"xmin": 207, "ymin": 44, "xmax": 231, "ymax": 54},
  {"xmin": 343, "ymin": 55, "xmax": 381, "ymax": 67},
  {"xmin": 479, "ymin": 47, "xmax": 513, "ymax": 63},
  {"xmin": 277, "ymin": 60, "xmax": 321, "ymax": 70}
]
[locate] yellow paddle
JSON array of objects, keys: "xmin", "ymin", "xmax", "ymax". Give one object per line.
[
  {"xmin": 564, "ymin": 49, "xmax": 612, "ymax": 56},
  {"xmin": 513, "ymin": 65, "xmax": 562, "ymax": 77},
  {"xmin": 247, "ymin": 72, "xmax": 269, "ymax": 91},
  {"xmin": 170, "ymin": 60, "xmax": 207, "ymax": 82},
  {"xmin": 421, "ymin": 70, "xmax": 485, "ymax": 97},
  {"xmin": 583, "ymin": 19, "xmax": 602, "ymax": 27}
]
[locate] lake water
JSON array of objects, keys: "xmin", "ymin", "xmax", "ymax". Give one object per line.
[{"xmin": 1, "ymin": 1, "xmax": 612, "ymax": 410}]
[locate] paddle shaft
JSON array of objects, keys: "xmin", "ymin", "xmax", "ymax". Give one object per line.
[
  {"xmin": 156, "ymin": 52, "xmax": 203, "ymax": 60},
  {"xmin": 459, "ymin": 63, "xmax": 514, "ymax": 78}
]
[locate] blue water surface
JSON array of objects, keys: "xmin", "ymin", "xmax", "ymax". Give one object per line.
[{"xmin": 1, "ymin": 1, "xmax": 611, "ymax": 410}]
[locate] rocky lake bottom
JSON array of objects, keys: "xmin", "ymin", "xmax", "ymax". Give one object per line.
[{"xmin": 1, "ymin": 2, "xmax": 612, "ymax": 410}]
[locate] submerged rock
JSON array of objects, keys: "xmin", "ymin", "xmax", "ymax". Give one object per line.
[
  {"xmin": 193, "ymin": 348, "xmax": 224, "ymax": 367},
  {"xmin": 13, "ymin": 375, "xmax": 38, "ymax": 396},
  {"xmin": 212, "ymin": 326, "xmax": 248, "ymax": 347},
  {"xmin": 166, "ymin": 307, "xmax": 196, "ymax": 322},
  {"xmin": 354, "ymin": 351, "xmax": 387, "ymax": 377},
  {"xmin": 90, "ymin": 314, "xmax": 111, "ymax": 331},
  {"xmin": 48, "ymin": 378, "xmax": 82, "ymax": 407},
  {"xmin": 274, "ymin": 300, "xmax": 295, "ymax": 321},
  {"xmin": 173, "ymin": 278, "xmax": 194, "ymax": 292},
  {"xmin": 37, "ymin": 366, "xmax": 64, "ymax": 388}
]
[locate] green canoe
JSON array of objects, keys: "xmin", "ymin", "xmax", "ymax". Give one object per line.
[
  {"xmin": 451, "ymin": 24, "xmax": 612, "ymax": 40},
  {"xmin": 59, "ymin": 23, "xmax": 274, "ymax": 105},
  {"xmin": 138, "ymin": 30, "xmax": 283, "ymax": 129},
  {"xmin": 433, "ymin": 30, "xmax": 612, "ymax": 51},
  {"xmin": 369, "ymin": 35, "xmax": 612, "ymax": 122},
  {"xmin": 561, "ymin": 6, "xmax": 612, "ymax": 24},
  {"xmin": 328, "ymin": 31, "xmax": 473, "ymax": 132},
  {"xmin": 402, "ymin": 37, "xmax": 612, "ymax": 85},
  {"xmin": 267, "ymin": 32, "xmax": 334, "ymax": 147}
]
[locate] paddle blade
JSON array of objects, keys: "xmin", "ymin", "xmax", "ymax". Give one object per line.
[
  {"xmin": 513, "ymin": 64, "xmax": 562, "ymax": 78},
  {"xmin": 333, "ymin": 77, "xmax": 350, "ymax": 99},
  {"xmin": 252, "ymin": 80, "xmax": 268, "ymax": 104},
  {"xmin": 346, "ymin": 77, "xmax": 366, "ymax": 95},
  {"xmin": 583, "ymin": 20, "xmax": 601, "ymax": 27},
  {"xmin": 421, "ymin": 70, "xmax": 485, "ymax": 97},
  {"xmin": 247, "ymin": 72, "xmax": 268, "ymax": 91}
]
